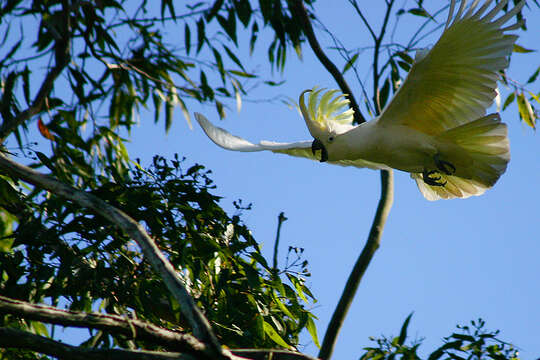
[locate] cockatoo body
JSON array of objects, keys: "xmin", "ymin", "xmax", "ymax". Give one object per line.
[{"xmin": 195, "ymin": 0, "xmax": 524, "ymax": 200}]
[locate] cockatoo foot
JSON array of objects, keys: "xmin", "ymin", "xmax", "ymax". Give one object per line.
[
  {"xmin": 434, "ymin": 154, "xmax": 456, "ymax": 175},
  {"xmin": 422, "ymin": 169, "xmax": 447, "ymax": 187}
]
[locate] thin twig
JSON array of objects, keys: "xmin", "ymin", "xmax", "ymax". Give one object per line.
[
  {"xmin": 272, "ymin": 212, "xmax": 288, "ymax": 272},
  {"xmin": 347, "ymin": 0, "xmax": 377, "ymax": 41},
  {"xmin": 289, "ymin": 0, "xmax": 366, "ymax": 124},
  {"xmin": 373, "ymin": 0, "xmax": 395, "ymax": 112},
  {"xmin": 0, "ymin": 153, "xmax": 227, "ymax": 359},
  {"xmin": 314, "ymin": 19, "xmax": 375, "ymax": 116}
]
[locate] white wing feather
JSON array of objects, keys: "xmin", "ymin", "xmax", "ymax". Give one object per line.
[
  {"xmin": 195, "ymin": 113, "xmax": 389, "ymax": 170},
  {"xmin": 378, "ymin": 0, "xmax": 525, "ymax": 135}
]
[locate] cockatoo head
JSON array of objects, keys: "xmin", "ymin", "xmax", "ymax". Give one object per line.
[{"xmin": 299, "ymin": 88, "xmax": 355, "ymax": 162}]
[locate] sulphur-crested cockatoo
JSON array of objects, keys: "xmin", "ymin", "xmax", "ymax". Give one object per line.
[{"xmin": 195, "ymin": 0, "xmax": 524, "ymax": 200}]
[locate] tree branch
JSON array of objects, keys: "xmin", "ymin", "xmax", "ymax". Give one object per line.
[
  {"xmin": 272, "ymin": 212, "xmax": 288, "ymax": 272},
  {"xmin": 347, "ymin": 0, "xmax": 377, "ymax": 41},
  {"xmin": 318, "ymin": 170, "xmax": 393, "ymax": 360},
  {"xmin": 0, "ymin": 326, "xmax": 320, "ymax": 360},
  {"xmin": 0, "ymin": 327, "xmax": 205, "ymax": 360},
  {"xmin": 0, "ymin": 153, "xmax": 227, "ymax": 358},
  {"xmin": 289, "ymin": 0, "xmax": 366, "ymax": 124},
  {"xmin": 232, "ymin": 349, "xmax": 320, "ymax": 360},
  {"xmin": 373, "ymin": 0, "xmax": 395, "ymax": 112},
  {"xmin": 0, "ymin": 295, "xmax": 208, "ymax": 355},
  {"xmin": 317, "ymin": 2, "xmax": 396, "ymax": 359}
]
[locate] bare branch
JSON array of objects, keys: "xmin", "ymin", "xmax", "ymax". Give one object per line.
[
  {"xmin": 318, "ymin": 2, "xmax": 396, "ymax": 358},
  {"xmin": 289, "ymin": 0, "xmax": 366, "ymax": 124},
  {"xmin": 347, "ymin": 0, "xmax": 377, "ymax": 41},
  {"xmin": 318, "ymin": 170, "xmax": 394, "ymax": 360},
  {"xmin": 373, "ymin": 0, "xmax": 396, "ymax": 112},
  {"xmin": 0, "ymin": 153, "xmax": 227, "ymax": 358},
  {"xmin": 0, "ymin": 326, "xmax": 319, "ymax": 360},
  {"xmin": 0, "ymin": 327, "xmax": 205, "ymax": 360},
  {"xmin": 232, "ymin": 349, "xmax": 320, "ymax": 360},
  {"xmin": 0, "ymin": 295, "xmax": 209, "ymax": 355}
]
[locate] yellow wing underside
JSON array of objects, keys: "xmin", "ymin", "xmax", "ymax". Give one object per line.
[{"xmin": 378, "ymin": 2, "xmax": 521, "ymax": 136}]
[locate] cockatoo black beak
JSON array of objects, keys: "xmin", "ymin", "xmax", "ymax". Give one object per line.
[{"xmin": 311, "ymin": 138, "xmax": 328, "ymax": 162}]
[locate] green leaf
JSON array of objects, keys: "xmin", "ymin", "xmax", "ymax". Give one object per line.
[
  {"xmin": 184, "ymin": 23, "xmax": 191, "ymax": 55},
  {"xmin": 395, "ymin": 51, "xmax": 413, "ymax": 64},
  {"xmin": 215, "ymin": 100, "xmax": 225, "ymax": 119},
  {"xmin": 31, "ymin": 321, "xmax": 49, "ymax": 337},
  {"xmin": 379, "ymin": 78, "xmax": 390, "ymax": 109},
  {"xmin": 450, "ymin": 333, "xmax": 475, "ymax": 342},
  {"xmin": 428, "ymin": 340, "xmax": 463, "ymax": 360},
  {"xmin": 206, "ymin": 0, "xmax": 224, "ymax": 21},
  {"xmin": 235, "ymin": 0, "xmax": 252, "ymax": 27},
  {"xmin": 398, "ymin": 313, "xmax": 413, "ymax": 346},
  {"xmin": 517, "ymin": 92, "xmax": 536, "ymax": 129},
  {"xmin": 223, "ymin": 45, "xmax": 245, "ymax": 71},
  {"xmin": 250, "ymin": 251, "xmax": 270, "ymax": 270},
  {"xmin": 212, "ymin": 48, "xmax": 226, "ymax": 83},
  {"xmin": 196, "ymin": 18, "xmax": 205, "ymax": 53},
  {"xmin": 178, "ymin": 97, "xmax": 192, "ymax": 129},
  {"xmin": 229, "ymin": 70, "xmax": 256, "ymax": 78},
  {"xmin": 397, "ymin": 60, "xmax": 411, "ymax": 72},
  {"xmin": 249, "ymin": 21, "xmax": 259, "ymax": 55},
  {"xmin": 529, "ymin": 91, "xmax": 540, "ymax": 104},
  {"xmin": 165, "ymin": 100, "xmax": 173, "ymax": 133},
  {"xmin": 0, "ymin": 177, "xmax": 22, "ymax": 212},
  {"xmin": 513, "ymin": 44, "xmax": 535, "ymax": 53},
  {"xmin": 342, "ymin": 53, "xmax": 359, "ymax": 74},
  {"xmin": 306, "ymin": 315, "xmax": 320, "ymax": 348},
  {"xmin": 272, "ymin": 292, "xmax": 294, "ymax": 319},
  {"xmin": 216, "ymin": 9, "xmax": 237, "ymax": 45},
  {"xmin": 263, "ymin": 321, "xmax": 290, "ymax": 348},
  {"xmin": 502, "ymin": 92, "xmax": 515, "ymax": 110},
  {"xmin": 527, "ymin": 66, "xmax": 540, "ymax": 84},
  {"xmin": 287, "ymin": 273, "xmax": 308, "ymax": 303},
  {"xmin": 35, "ymin": 151, "xmax": 54, "ymax": 171},
  {"xmin": 408, "ymin": 7, "xmax": 433, "ymax": 19}
]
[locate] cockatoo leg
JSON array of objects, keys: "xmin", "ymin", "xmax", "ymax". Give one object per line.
[
  {"xmin": 434, "ymin": 154, "xmax": 456, "ymax": 175},
  {"xmin": 422, "ymin": 169, "xmax": 447, "ymax": 187}
]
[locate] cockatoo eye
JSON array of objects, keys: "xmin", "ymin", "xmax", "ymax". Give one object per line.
[{"xmin": 328, "ymin": 135, "xmax": 335, "ymax": 142}]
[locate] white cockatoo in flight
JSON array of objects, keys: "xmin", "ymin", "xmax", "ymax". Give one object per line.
[{"xmin": 194, "ymin": 0, "xmax": 524, "ymax": 200}]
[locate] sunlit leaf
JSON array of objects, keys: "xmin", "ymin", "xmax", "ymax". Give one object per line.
[
  {"xmin": 306, "ymin": 315, "xmax": 320, "ymax": 348},
  {"xmin": 263, "ymin": 321, "xmax": 290, "ymax": 348},
  {"xmin": 517, "ymin": 92, "xmax": 536, "ymax": 129},
  {"xmin": 513, "ymin": 44, "xmax": 535, "ymax": 53}
]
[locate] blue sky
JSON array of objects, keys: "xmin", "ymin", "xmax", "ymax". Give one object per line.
[{"xmin": 123, "ymin": 1, "xmax": 540, "ymax": 358}]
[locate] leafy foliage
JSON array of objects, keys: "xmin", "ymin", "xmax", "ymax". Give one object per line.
[
  {"xmin": 0, "ymin": 0, "xmax": 311, "ymax": 187},
  {"xmin": 361, "ymin": 316, "xmax": 519, "ymax": 360},
  {"xmin": 0, "ymin": 155, "xmax": 317, "ymax": 357}
]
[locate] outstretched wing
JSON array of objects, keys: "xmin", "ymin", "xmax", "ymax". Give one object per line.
[
  {"xmin": 378, "ymin": 0, "xmax": 524, "ymax": 135},
  {"xmin": 195, "ymin": 113, "xmax": 388, "ymax": 170}
]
